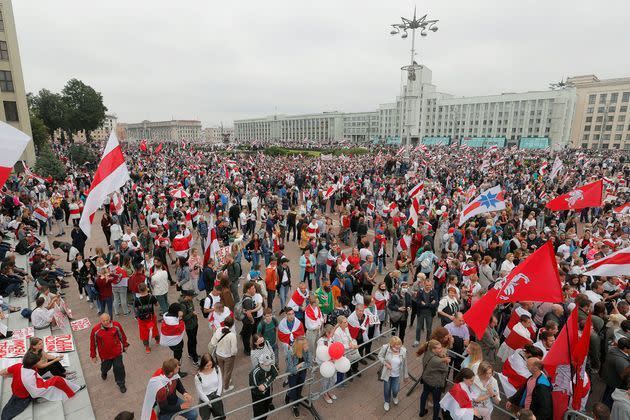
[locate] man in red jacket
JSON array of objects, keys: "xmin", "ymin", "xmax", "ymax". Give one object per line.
[{"xmin": 90, "ymin": 313, "xmax": 129, "ymax": 393}]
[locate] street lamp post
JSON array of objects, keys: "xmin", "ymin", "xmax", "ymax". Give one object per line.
[{"xmin": 389, "ymin": 7, "xmax": 439, "ymax": 149}]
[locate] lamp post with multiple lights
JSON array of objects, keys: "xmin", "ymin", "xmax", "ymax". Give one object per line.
[{"xmin": 389, "ymin": 8, "xmax": 439, "ymax": 147}]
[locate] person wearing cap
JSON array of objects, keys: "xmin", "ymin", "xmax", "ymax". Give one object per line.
[
  {"xmin": 249, "ymin": 354, "xmax": 278, "ymax": 419},
  {"xmin": 179, "ymin": 289, "xmax": 200, "ymax": 368}
]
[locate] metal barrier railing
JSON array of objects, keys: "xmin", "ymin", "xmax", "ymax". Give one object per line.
[
  {"xmin": 169, "ymin": 327, "xmax": 395, "ymax": 420},
  {"xmin": 564, "ymin": 409, "xmax": 595, "ymax": 420}
]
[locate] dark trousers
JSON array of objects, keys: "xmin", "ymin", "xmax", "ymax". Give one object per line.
[
  {"xmin": 419, "ymin": 383, "xmax": 443, "ymax": 420},
  {"xmin": 186, "ymin": 326, "xmax": 199, "ymax": 363},
  {"xmin": 98, "ymin": 297, "xmax": 113, "ymax": 319},
  {"xmin": 392, "ymin": 318, "xmax": 407, "ymax": 342},
  {"xmin": 251, "ymin": 390, "xmax": 272, "ymax": 419},
  {"xmin": 267, "ymin": 290, "xmax": 276, "ymax": 309},
  {"xmin": 1, "ymin": 395, "xmax": 32, "ymax": 420},
  {"xmin": 199, "ymin": 394, "xmax": 225, "ymax": 420},
  {"xmin": 602, "ymin": 384, "xmax": 615, "ymax": 409},
  {"xmin": 170, "ymin": 340, "xmax": 184, "ymax": 361},
  {"xmin": 286, "ymin": 370, "xmax": 307, "ymax": 404},
  {"xmin": 38, "ymin": 220, "xmax": 47, "ymax": 236},
  {"xmin": 286, "ymin": 223, "xmax": 296, "ymax": 241},
  {"xmin": 39, "ymin": 360, "xmax": 66, "ymax": 377},
  {"xmin": 241, "ymin": 322, "xmax": 255, "ymax": 355},
  {"xmin": 102, "ymin": 355, "xmax": 126, "ymax": 386}
]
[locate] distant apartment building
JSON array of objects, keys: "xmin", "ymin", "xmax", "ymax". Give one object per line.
[
  {"xmin": 567, "ymin": 75, "xmax": 630, "ymax": 150},
  {"xmin": 123, "ymin": 119, "xmax": 202, "ymax": 143},
  {"xmin": 0, "ymin": 0, "xmax": 34, "ymax": 163},
  {"xmin": 235, "ymin": 65, "xmax": 630, "ymax": 150},
  {"xmin": 235, "ymin": 111, "xmax": 380, "ymax": 144},
  {"xmin": 52, "ymin": 114, "xmax": 117, "ymax": 143},
  {"xmin": 203, "ymin": 126, "xmax": 233, "ymax": 144}
]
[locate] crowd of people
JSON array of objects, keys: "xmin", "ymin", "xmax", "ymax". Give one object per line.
[{"xmin": 0, "ymin": 139, "xmax": 628, "ymax": 420}]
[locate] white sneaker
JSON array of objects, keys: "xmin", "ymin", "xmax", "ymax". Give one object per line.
[
  {"xmin": 79, "ymin": 295, "xmax": 84, "ymax": 300},
  {"xmin": 393, "ymin": 397, "xmax": 399, "ymax": 405},
  {"xmin": 384, "ymin": 402, "xmax": 390, "ymax": 412},
  {"xmin": 413, "ymin": 341, "xmax": 419, "ymax": 347}
]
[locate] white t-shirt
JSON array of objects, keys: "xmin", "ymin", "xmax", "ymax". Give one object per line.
[
  {"xmin": 359, "ymin": 248, "xmax": 373, "ymax": 262},
  {"xmin": 253, "ymin": 293, "xmax": 264, "ymax": 318},
  {"xmin": 389, "ymin": 353, "xmax": 402, "ymax": 377},
  {"xmin": 203, "ymin": 294, "xmax": 221, "ymax": 310},
  {"xmin": 32, "ymin": 307, "xmax": 55, "ymax": 329}
]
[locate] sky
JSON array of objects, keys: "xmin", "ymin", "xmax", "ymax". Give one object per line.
[{"xmin": 13, "ymin": 0, "xmax": 630, "ymax": 127}]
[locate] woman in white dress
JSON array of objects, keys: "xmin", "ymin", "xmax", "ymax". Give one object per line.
[{"xmin": 471, "ymin": 361, "xmax": 501, "ymax": 420}]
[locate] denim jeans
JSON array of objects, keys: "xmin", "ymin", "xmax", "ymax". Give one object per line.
[
  {"xmin": 112, "ymin": 286, "xmax": 128, "ymax": 315},
  {"xmin": 383, "ymin": 376, "xmax": 400, "ymax": 403},
  {"xmin": 159, "ymin": 398, "xmax": 198, "ymax": 420},
  {"xmin": 315, "ymin": 264, "xmax": 327, "ymax": 289},
  {"xmin": 279, "ymin": 284, "xmax": 290, "ymax": 309},
  {"xmin": 98, "ymin": 297, "xmax": 113, "ymax": 318},
  {"xmin": 155, "ymin": 294, "xmax": 169, "ymax": 315},
  {"xmin": 420, "ymin": 384, "xmax": 443, "ymax": 420},
  {"xmin": 415, "ymin": 311, "xmax": 434, "ymax": 342}
]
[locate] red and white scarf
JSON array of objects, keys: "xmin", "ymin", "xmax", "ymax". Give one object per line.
[
  {"xmin": 159, "ymin": 315, "xmax": 185, "ymax": 347},
  {"xmin": 277, "ymin": 317, "xmax": 304, "ymax": 345},
  {"xmin": 304, "ymin": 305, "xmax": 324, "ymax": 331},
  {"xmin": 287, "ymin": 288, "xmax": 309, "ymax": 312}
]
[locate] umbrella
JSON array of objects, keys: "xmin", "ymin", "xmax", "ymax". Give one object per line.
[{"xmin": 169, "ymin": 188, "xmax": 189, "ymax": 199}]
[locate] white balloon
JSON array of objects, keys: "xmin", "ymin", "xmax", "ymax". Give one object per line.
[
  {"xmin": 334, "ymin": 356, "xmax": 351, "ymax": 373},
  {"xmin": 319, "ymin": 361, "xmax": 336, "ymax": 378},
  {"xmin": 316, "ymin": 345, "xmax": 331, "ymax": 363}
]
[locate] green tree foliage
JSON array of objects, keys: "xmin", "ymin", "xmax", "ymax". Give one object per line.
[
  {"xmin": 29, "ymin": 113, "xmax": 49, "ymax": 151},
  {"xmin": 35, "ymin": 144, "xmax": 66, "ymax": 181},
  {"xmin": 62, "ymin": 79, "xmax": 107, "ymax": 141},
  {"xmin": 29, "ymin": 88, "xmax": 68, "ymax": 139},
  {"xmin": 68, "ymin": 144, "xmax": 97, "ymax": 166}
]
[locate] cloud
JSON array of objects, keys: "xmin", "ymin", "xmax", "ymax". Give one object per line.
[{"xmin": 13, "ymin": 0, "xmax": 630, "ymax": 127}]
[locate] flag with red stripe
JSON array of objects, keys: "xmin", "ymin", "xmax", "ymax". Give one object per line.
[
  {"xmin": 0, "ymin": 122, "xmax": 31, "ymax": 189},
  {"xmin": 458, "ymin": 185, "xmax": 505, "ymax": 226},
  {"xmin": 546, "ymin": 179, "xmax": 603, "ymax": 211},
  {"xmin": 79, "ymin": 132, "xmax": 130, "ymax": 237},
  {"xmin": 439, "ymin": 382, "xmax": 474, "ymax": 420},
  {"xmin": 583, "ymin": 246, "xmax": 630, "ymax": 277}
]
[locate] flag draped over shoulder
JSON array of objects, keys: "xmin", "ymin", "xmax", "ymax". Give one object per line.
[
  {"xmin": 545, "ymin": 179, "xmax": 603, "ymax": 211},
  {"xmin": 463, "ymin": 241, "xmax": 562, "ymax": 338}
]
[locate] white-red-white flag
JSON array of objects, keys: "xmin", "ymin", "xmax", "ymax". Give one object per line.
[
  {"xmin": 407, "ymin": 181, "xmax": 424, "ymax": 198},
  {"xmin": 0, "ymin": 122, "xmax": 31, "ymax": 188},
  {"xmin": 203, "ymin": 227, "xmax": 220, "ymax": 266},
  {"xmin": 111, "ymin": 192, "xmax": 124, "ymax": 215},
  {"xmin": 439, "ymin": 382, "xmax": 475, "ymax": 420},
  {"xmin": 22, "ymin": 161, "xmax": 46, "ymax": 184},
  {"xmin": 79, "ymin": 132, "xmax": 130, "ymax": 237},
  {"xmin": 583, "ymin": 246, "xmax": 630, "ymax": 277}
]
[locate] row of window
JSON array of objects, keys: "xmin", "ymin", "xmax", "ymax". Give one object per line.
[
  {"xmin": 581, "ymin": 143, "xmax": 630, "ymax": 150},
  {"xmin": 585, "ymin": 115, "xmax": 626, "ymax": 123},
  {"xmin": 588, "ymin": 92, "xmax": 630, "ymax": 104},
  {"xmin": 583, "ymin": 124, "xmax": 630, "ymax": 132},
  {"xmin": 431, "ymin": 126, "xmax": 550, "ymax": 135},
  {"xmin": 582, "ymin": 133, "xmax": 630, "ymax": 141},
  {"xmin": 586, "ymin": 105, "xmax": 629, "ymax": 113}
]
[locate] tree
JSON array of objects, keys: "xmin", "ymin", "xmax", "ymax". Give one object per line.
[
  {"xmin": 62, "ymin": 79, "xmax": 107, "ymax": 142},
  {"xmin": 35, "ymin": 144, "xmax": 66, "ymax": 181},
  {"xmin": 68, "ymin": 144, "xmax": 97, "ymax": 166},
  {"xmin": 29, "ymin": 89, "xmax": 68, "ymax": 140},
  {"xmin": 29, "ymin": 113, "xmax": 49, "ymax": 152}
]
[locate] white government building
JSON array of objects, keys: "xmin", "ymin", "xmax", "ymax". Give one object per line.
[{"xmin": 234, "ymin": 64, "xmax": 630, "ymax": 150}]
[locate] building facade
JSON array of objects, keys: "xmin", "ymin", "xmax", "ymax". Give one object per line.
[
  {"xmin": 203, "ymin": 126, "xmax": 233, "ymax": 144},
  {"xmin": 123, "ymin": 119, "xmax": 202, "ymax": 143},
  {"xmin": 234, "ymin": 64, "xmax": 630, "ymax": 150},
  {"xmin": 91, "ymin": 114, "xmax": 117, "ymax": 142},
  {"xmin": 235, "ymin": 112, "xmax": 348, "ymax": 144},
  {"xmin": 567, "ymin": 75, "xmax": 630, "ymax": 150},
  {"xmin": 0, "ymin": 0, "xmax": 34, "ymax": 163}
]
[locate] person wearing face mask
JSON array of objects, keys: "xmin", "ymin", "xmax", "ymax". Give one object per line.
[{"xmin": 249, "ymin": 354, "xmax": 278, "ymax": 419}]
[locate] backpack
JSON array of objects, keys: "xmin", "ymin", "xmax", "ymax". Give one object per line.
[{"xmin": 234, "ymin": 295, "xmax": 252, "ymax": 321}]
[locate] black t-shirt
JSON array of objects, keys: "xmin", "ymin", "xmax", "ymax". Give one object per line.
[
  {"xmin": 134, "ymin": 294, "xmax": 157, "ymax": 320},
  {"xmin": 242, "ymin": 295, "xmax": 255, "ymax": 325}
]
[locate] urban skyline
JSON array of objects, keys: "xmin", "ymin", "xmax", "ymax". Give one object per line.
[{"xmin": 12, "ymin": 0, "xmax": 630, "ymax": 127}]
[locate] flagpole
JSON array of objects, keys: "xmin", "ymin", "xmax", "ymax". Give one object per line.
[{"xmin": 565, "ymin": 312, "xmax": 575, "ymax": 410}]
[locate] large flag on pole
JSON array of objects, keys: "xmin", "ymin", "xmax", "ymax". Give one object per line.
[
  {"xmin": 22, "ymin": 161, "xmax": 46, "ymax": 184},
  {"xmin": 79, "ymin": 132, "xmax": 130, "ymax": 237},
  {"xmin": 458, "ymin": 185, "xmax": 505, "ymax": 226},
  {"xmin": 545, "ymin": 179, "xmax": 604, "ymax": 211},
  {"xmin": 0, "ymin": 122, "xmax": 31, "ymax": 189},
  {"xmin": 583, "ymin": 246, "xmax": 630, "ymax": 276},
  {"xmin": 463, "ymin": 240, "xmax": 562, "ymax": 338}
]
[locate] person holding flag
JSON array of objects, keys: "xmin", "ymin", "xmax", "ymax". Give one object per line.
[{"xmin": 140, "ymin": 358, "xmax": 197, "ymax": 420}]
